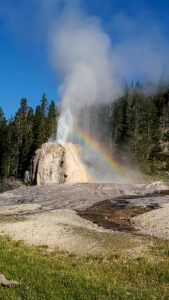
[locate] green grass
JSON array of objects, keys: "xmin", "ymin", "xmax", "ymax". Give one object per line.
[{"xmin": 0, "ymin": 237, "xmax": 169, "ymax": 300}]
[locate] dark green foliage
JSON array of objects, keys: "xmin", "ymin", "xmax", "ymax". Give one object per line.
[
  {"xmin": 109, "ymin": 84, "xmax": 169, "ymax": 174},
  {"xmin": 0, "ymin": 108, "xmax": 7, "ymax": 176},
  {"xmin": 33, "ymin": 95, "xmax": 58, "ymax": 150},
  {"xmin": 0, "ymin": 95, "xmax": 57, "ymax": 179},
  {"xmin": 47, "ymin": 100, "xmax": 58, "ymax": 140}
]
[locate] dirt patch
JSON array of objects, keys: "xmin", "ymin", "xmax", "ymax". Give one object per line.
[
  {"xmin": 0, "ymin": 209, "xmax": 148, "ymax": 256},
  {"xmin": 0, "ymin": 183, "xmax": 169, "ymax": 256},
  {"xmin": 78, "ymin": 199, "xmax": 159, "ymax": 232},
  {"xmin": 133, "ymin": 203, "xmax": 169, "ymax": 240}
]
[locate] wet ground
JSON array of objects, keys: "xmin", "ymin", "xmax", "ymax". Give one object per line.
[
  {"xmin": 0, "ymin": 183, "xmax": 169, "ymax": 255},
  {"xmin": 0, "ymin": 183, "xmax": 169, "ymax": 236},
  {"xmin": 77, "ymin": 196, "xmax": 163, "ymax": 233}
]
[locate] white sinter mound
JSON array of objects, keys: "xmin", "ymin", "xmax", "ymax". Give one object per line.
[
  {"xmin": 133, "ymin": 203, "xmax": 169, "ymax": 240},
  {"xmin": 32, "ymin": 142, "xmax": 90, "ymax": 185},
  {"xmin": 63, "ymin": 143, "xmax": 90, "ymax": 184}
]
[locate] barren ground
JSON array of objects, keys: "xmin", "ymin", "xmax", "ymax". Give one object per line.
[{"xmin": 0, "ymin": 182, "xmax": 169, "ymax": 256}]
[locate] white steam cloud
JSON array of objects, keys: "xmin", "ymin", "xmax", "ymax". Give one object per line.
[
  {"xmin": 50, "ymin": 10, "xmax": 121, "ymax": 142},
  {"xmin": 48, "ymin": 4, "xmax": 169, "ymax": 144},
  {"xmin": 47, "ymin": 3, "xmax": 169, "ymax": 181}
]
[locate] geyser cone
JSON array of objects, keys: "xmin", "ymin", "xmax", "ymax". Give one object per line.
[
  {"xmin": 31, "ymin": 142, "xmax": 91, "ymax": 185},
  {"xmin": 63, "ymin": 143, "xmax": 91, "ymax": 183}
]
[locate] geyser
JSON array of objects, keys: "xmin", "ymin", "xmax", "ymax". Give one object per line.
[
  {"xmin": 51, "ymin": 8, "xmax": 123, "ymax": 182},
  {"xmin": 48, "ymin": 2, "xmax": 169, "ymax": 183},
  {"xmin": 54, "ymin": 14, "xmax": 121, "ymax": 143}
]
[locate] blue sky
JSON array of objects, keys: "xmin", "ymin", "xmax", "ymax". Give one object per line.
[{"xmin": 0, "ymin": 0, "xmax": 169, "ymax": 117}]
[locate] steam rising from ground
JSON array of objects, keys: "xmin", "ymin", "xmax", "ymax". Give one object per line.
[
  {"xmin": 50, "ymin": 9, "xmax": 124, "ymax": 181},
  {"xmin": 51, "ymin": 11, "xmax": 121, "ymax": 142},
  {"xmin": 48, "ymin": 3, "xmax": 169, "ymax": 181}
]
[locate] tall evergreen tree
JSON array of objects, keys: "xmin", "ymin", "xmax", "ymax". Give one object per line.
[
  {"xmin": 0, "ymin": 107, "xmax": 7, "ymax": 177},
  {"xmin": 33, "ymin": 94, "xmax": 49, "ymax": 150},
  {"xmin": 47, "ymin": 100, "xmax": 57, "ymax": 140}
]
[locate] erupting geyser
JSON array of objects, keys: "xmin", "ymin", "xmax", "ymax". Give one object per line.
[
  {"xmin": 48, "ymin": 2, "xmax": 169, "ymax": 184},
  {"xmin": 51, "ymin": 7, "xmax": 124, "ymax": 183},
  {"xmin": 31, "ymin": 0, "xmax": 168, "ymax": 185}
]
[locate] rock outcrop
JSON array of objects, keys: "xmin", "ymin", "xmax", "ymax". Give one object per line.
[
  {"xmin": 0, "ymin": 274, "xmax": 20, "ymax": 287},
  {"xmin": 31, "ymin": 143, "xmax": 65, "ymax": 185},
  {"xmin": 30, "ymin": 142, "xmax": 90, "ymax": 185}
]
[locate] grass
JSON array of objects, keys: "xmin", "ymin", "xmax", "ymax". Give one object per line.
[{"xmin": 0, "ymin": 237, "xmax": 169, "ymax": 299}]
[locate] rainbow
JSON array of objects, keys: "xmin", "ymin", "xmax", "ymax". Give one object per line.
[{"xmin": 75, "ymin": 125, "xmax": 126, "ymax": 177}]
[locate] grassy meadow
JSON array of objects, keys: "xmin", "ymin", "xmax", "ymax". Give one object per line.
[{"xmin": 0, "ymin": 236, "xmax": 169, "ymax": 299}]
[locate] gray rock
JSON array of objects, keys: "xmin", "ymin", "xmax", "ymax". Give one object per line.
[{"xmin": 0, "ymin": 274, "xmax": 20, "ymax": 287}]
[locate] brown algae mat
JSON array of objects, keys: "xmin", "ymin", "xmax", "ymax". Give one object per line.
[{"xmin": 78, "ymin": 199, "xmax": 159, "ymax": 232}]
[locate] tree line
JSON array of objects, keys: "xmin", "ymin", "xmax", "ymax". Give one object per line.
[
  {"xmin": 0, "ymin": 94, "xmax": 57, "ymax": 178},
  {"xmin": 98, "ymin": 83, "xmax": 169, "ymax": 175},
  {"xmin": 0, "ymin": 83, "xmax": 169, "ymax": 180}
]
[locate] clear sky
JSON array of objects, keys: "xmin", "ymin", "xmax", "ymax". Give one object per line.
[{"xmin": 0, "ymin": 0, "xmax": 169, "ymax": 117}]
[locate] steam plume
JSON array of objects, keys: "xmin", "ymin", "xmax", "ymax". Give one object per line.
[
  {"xmin": 48, "ymin": 5, "xmax": 169, "ymax": 144},
  {"xmin": 47, "ymin": 3, "xmax": 169, "ymax": 181},
  {"xmin": 49, "ymin": 10, "xmax": 121, "ymax": 142}
]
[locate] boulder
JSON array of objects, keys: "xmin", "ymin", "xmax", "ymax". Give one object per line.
[{"xmin": 0, "ymin": 274, "xmax": 20, "ymax": 287}]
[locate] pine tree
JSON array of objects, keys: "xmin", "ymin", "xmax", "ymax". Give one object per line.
[
  {"xmin": 33, "ymin": 94, "xmax": 49, "ymax": 150},
  {"xmin": 47, "ymin": 100, "xmax": 57, "ymax": 140},
  {"xmin": 41, "ymin": 93, "xmax": 48, "ymax": 115},
  {"xmin": 0, "ymin": 107, "xmax": 7, "ymax": 177}
]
